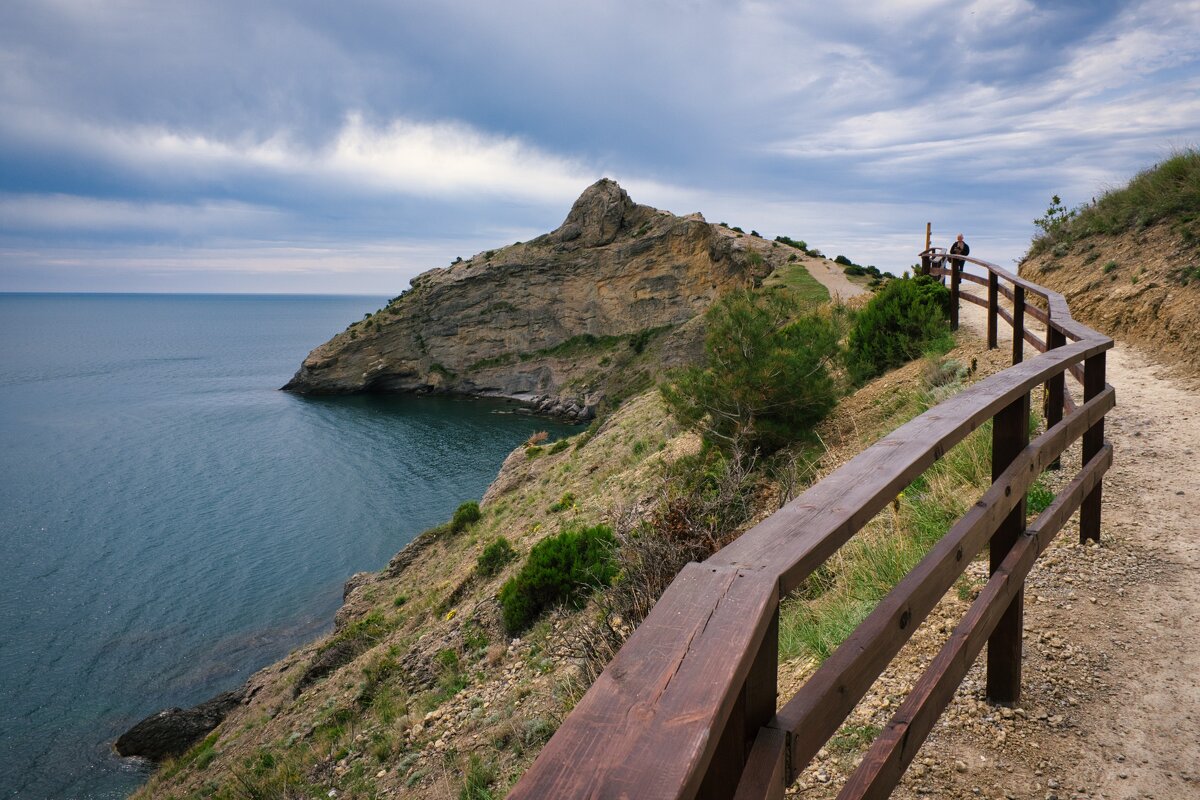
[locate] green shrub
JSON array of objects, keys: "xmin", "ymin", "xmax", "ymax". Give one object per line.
[
  {"xmin": 661, "ymin": 288, "xmax": 840, "ymax": 454},
  {"xmin": 548, "ymin": 492, "xmax": 575, "ymax": 513},
  {"xmin": 499, "ymin": 525, "xmax": 617, "ymax": 634},
  {"xmin": 1102, "ymin": 260, "xmax": 1118, "ymax": 274},
  {"xmin": 451, "ymin": 501, "xmax": 482, "ymax": 532},
  {"xmin": 775, "ymin": 235, "xmax": 807, "ymax": 250},
  {"xmin": 477, "ymin": 537, "xmax": 517, "ymax": 577},
  {"xmin": 1027, "ymin": 481, "xmax": 1054, "ymax": 515},
  {"xmin": 548, "ymin": 438, "xmax": 570, "ymax": 454},
  {"xmin": 845, "ymin": 275, "xmax": 952, "ymax": 384},
  {"xmin": 834, "ymin": 254, "xmax": 854, "ymax": 266}
]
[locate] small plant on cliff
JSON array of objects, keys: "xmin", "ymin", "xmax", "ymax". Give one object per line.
[
  {"xmin": 477, "ymin": 537, "xmax": 517, "ymax": 577},
  {"xmin": 499, "ymin": 524, "xmax": 617, "ymax": 634},
  {"xmin": 548, "ymin": 492, "xmax": 575, "ymax": 513},
  {"xmin": 845, "ymin": 275, "xmax": 952, "ymax": 384},
  {"xmin": 451, "ymin": 501, "xmax": 482, "ymax": 532},
  {"xmin": 661, "ymin": 288, "xmax": 841, "ymax": 454}
]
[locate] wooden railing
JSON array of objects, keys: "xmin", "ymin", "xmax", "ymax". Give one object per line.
[{"xmin": 509, "ymin": 248, "xmax": 1113, "ymax": 800}]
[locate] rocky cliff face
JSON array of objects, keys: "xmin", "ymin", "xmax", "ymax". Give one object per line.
[{"xmin": 282, "ymin": 179, "xmax": 771, "ymax": 418}]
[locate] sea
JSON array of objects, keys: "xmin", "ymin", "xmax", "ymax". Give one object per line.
[{"xmin": 0, "ymin": 293, "xmax": 574, "ymax": 799}]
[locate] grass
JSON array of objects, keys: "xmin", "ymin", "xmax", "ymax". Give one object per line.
[
  {"xmin": 778, "ymin": 360, "xmax": 993, "ymax": 664},
  {"xmin": 1029, "ymin": 148, "xmax": 1200, "ymax": 256},
  {"xmin": 762, "ymin": 259, "xmax": 832, "ymax": 305}
]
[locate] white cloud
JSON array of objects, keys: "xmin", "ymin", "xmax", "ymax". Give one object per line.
[
  {"xmin": 0, "ymin": 193, "xmax": 285, "ymax": 233},
  {"xmin": 323, "ymin": 114, "xmax": 594, "ymax": 201}
]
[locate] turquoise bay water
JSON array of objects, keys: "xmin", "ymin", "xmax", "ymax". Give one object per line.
[{"xmin": 0, "ymin": 294, "xmax": 572, "ymax": 799}]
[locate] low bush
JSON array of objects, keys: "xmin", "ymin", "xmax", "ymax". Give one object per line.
[
  {"xmin": 845, "ymin": 275, "xmax": 952, "ymax": 384},
  {"xmin": 775, "ymin": 235, "xmax": 807, "ymax": 250},
  {"xmin": 499, "ymin": 525, "xmax": 617, "ymax": 634},
  {"xmin": 451, "ymin": 501, "xmax": 482, "ymax": 532},
  {"xmin": 548, "ymin": 492, "xmax": 575, "ymax": 513},
  {"xmin": 477, "ymin": 537, "xmax": 517, "ymax": 577}
]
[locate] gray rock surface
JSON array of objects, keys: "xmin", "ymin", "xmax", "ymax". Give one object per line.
[{"xmin": 114, "ymin": 689, "xmax": 245, "ymax": 761}]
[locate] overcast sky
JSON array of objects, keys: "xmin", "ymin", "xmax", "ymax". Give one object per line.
[{"xmin": 2, "ymin": 0, "xmax": 1197, "ymax": 294}]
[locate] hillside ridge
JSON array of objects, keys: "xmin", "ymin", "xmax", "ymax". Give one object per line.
[{"xmin": 282, "ymin": 179, "xmax": 774, "ymax": 419}]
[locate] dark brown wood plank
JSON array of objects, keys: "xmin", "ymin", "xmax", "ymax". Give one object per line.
[
  {"xmin": 509, "ymin": 564, "xmax": 777, "ymax": 800},
  {"xmin": 987, "ymin": 392, "xmax": 1029, "ymax": 704},
  {"xmin": 1012, "ymin": 285, "xmax": 1026, "ymax": 365},
  {"xmin": 960, "ymin": 272, "xmax": 988, "ymax": 287},
  {"xmin": 960, "ymin": 291, "xmax": 988, "ymax": 309},
  {"xmin": 1046, "ymin": 327, "xmax": 1067, "ymax": 469},
  {"xmin": 1026, "ymin": 304, "xmax": 1050, "ymax": 325},
  {"xmin": 770, "ymin": 387, "xmax": 1114, "ymax": 778},
  {"xmin": 1080, "ymin": 352, "xmax": 1107, "ymax": 542},
  {"xmin": 733, "ymin": 727, "xmax": 787, "ymax": 800},
  {"xmin": 836, "ymin": 444, "xmax": 1112, "ymax": 800},
  {"xmin": 987, "ymin": 272, "xmax": 999, "ymax": 349},
  {"xmin": 995, "ymin": 303, "xmax": 1014, "ymax": 329}
]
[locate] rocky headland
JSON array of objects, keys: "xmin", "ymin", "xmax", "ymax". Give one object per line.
[{"xmin": 282, "ymin": 178, "xmax": 772, "ymax": 420}]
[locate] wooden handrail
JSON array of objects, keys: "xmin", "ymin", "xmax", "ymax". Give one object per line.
[{"xmin": 510, "ymin": 246, "xmax": 1113, "ymax": 800}]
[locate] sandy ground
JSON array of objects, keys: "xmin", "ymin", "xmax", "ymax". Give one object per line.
[{"xmin": 798, "ymin": 264, "xmax": 1200, "ymax": 798}]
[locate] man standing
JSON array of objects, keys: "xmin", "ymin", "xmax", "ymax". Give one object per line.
[{"xmin": 949, "ymin": 233, "xmax": 970, "ymax": 269}]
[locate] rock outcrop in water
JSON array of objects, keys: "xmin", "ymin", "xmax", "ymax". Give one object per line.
[
  {"xmin": 114, "ymin": 689, "xmax": 245, "ymax": 761},
  {"xmin": 281, "ymin": 179, "xmax": 770, "ymax": 419}
]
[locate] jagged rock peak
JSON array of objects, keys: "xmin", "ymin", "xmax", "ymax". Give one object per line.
[{"xmin": 555, "ymin": 178, "xmax": 638, "ymax": 247}]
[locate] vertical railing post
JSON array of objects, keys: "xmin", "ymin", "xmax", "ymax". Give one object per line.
[
  {"xmin": 987, "ymin": 392, "xmax": 1029, "ymax": 705},
  {"xmin": 1080, "ymin": 352, "xmax": 1106, "ymax": 542},
  {"xmin": 987, "ymin": 272, "xmax": 999, "ymax": 349},
  {"xmin": 1045, "ymin": 325, "xmax": 1066, "ymax": 469},
  {"xmin": 1011, "ymin": 285, "xmax": 1025, "ymax": 365},
  {"xmin": 949, "ymin": 257, "xmax": 961, "ymax": 331},
  {"xmin": 696, "ymin": 607, "xmax": 779, "ymax": 799}
]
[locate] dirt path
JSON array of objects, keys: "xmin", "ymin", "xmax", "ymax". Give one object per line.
[
  {"xmin": 802, "ymin": 256, "xmax": 867, "ymax": 301},
  {"xmin": 918, "ymin": 303, "xmax": 1200, "ymax": 799}
]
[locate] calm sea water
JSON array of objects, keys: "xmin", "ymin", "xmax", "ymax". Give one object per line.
[{"xmin": 0, "ymin": 293, "xmax": 572, "ymax": 799}]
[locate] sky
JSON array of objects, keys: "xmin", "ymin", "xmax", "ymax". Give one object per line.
[{"xmin": 1, "ymin": 0, "xmax": 1198, "ymax": 294}]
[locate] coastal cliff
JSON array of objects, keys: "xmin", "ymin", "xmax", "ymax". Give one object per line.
[{"xmin": 282, "ymin": 179, "xmax": 771, "ymax": 418}]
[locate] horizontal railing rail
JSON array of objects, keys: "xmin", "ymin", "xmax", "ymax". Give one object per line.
[{"xmin": 509, "ymin": 246, "xmax": 1113, "ymax": 800}]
